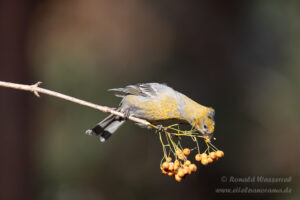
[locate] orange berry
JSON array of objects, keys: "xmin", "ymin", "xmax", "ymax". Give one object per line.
[
  {"xmin": 161, "ymin": 168, "xmax": 168, "ymax": 175},
  {"xmin": 189, "ymin": 164, "xmax": 197, "ymax": 172},
  {"xmin": 207, "ymin": 157, "xmax": 213, "ymax": 163},
  {"xmin": 174, "ymin": 160, "xmax": 180, "ymax": 166},
  {"xmin": 195, "ymin": 153, "xmax": 202, "ymax": 161},
  {"xmin": 216, "ymin": 150, "xmax": 224, "ymax": 158},
  {"xmin": 183, "ymin": 148, "xmax": 191, "ymax": 156},
  {"xmin": 162, "ymin": 162, "xmax": 169, "ymax": 170},
  {"xmin": 175, "ymin": 174, "xmax": 182, "ymax": 182},
  {"xmin": 168, "ymin": 171, "xmax": 174, "ymax": 176},
  {"xmin": 177, "ymin": 168, "xmax": 185, "ymax": 177},
  {"xmin": 201, "ymin": 158, "xmax": 208, "ymax": 166},
  {"xmin": 184, "ymin": 160, "xmax": 191, "ymax": 166},
  {"xmin": 209, "ymin": 152, "xmax": 217, "ymax": 160},
  {"xmin": 183, "ymin": 167, "xmax": 189, "ymax": 175},
  {"xmin": 178, "ymin": 153, "xmax": 186, "ymax": 160},
  {"xmin": 201, "ymin": 153, "xmax": 208, "ymax": 159},
  {"xmin": 166, "ymin": 157, "xmax": 172, "ymax": 162},
  {"xmin": 176, "ymin": 149, "xmax": 182, "ymax": 155},
  {"xmin": 168, "ymin": 163, "xmax": 174, "ymax": 171},
  {"xmin": 174, "ymin": 164, "xmax": 179, "ymax": 171},
  {"xmin": 184, "ymin": 166, "xmax": 192, "ymax": 174}
]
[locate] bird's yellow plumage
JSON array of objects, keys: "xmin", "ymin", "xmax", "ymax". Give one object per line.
[{"xmin": 124, "ymin": 93, "xmax": 181, "ymax": 121}]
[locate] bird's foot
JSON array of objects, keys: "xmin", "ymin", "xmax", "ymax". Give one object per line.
[
  {"xmin": 122, "ymin": 109, "xmax": 131, "ymax": 120},
  {"xmin": 156, "ymin": 124, "xmax": 165, "ymax": 133}
]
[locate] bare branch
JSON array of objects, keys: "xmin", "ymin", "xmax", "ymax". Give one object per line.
[{"xmin": 0, "ymin": 80, "xmax": 151, "ymax": 127}]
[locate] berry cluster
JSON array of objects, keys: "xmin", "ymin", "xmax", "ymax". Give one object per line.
[
  {"xmin": 160, "ymin": 148, "xmax": 224, "ymax": 182},
  {"xmin": 156, "ymin": 124, "xmax": 224, "ymax": 182},
  {"xmin": 160, "ymin": 148, "xmax": 197, "ymax": 182},
  {"xmin": 195, "ymin": 150, "xmax": 224, "ymax": 165}
]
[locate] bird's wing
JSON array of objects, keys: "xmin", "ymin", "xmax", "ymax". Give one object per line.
[{"xmin": 109, "ymin": 83, "xmax": 165, "ymax": 98}]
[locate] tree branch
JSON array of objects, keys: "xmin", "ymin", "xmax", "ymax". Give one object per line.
[{"xmin": 0, "ymin": 80, "xmax": 151, "ymax": 127}]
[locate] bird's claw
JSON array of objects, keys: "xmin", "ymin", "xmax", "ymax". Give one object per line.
[
  {"xmin": 156, "ymin": 125, "xmax": 165, "ymax": 133},
  {"xmin": 123, "ymin": 109, "xmax": 131, "ymax": 120}
]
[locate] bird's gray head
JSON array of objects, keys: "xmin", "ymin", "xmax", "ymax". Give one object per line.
[{"xmin": 196, "ymin": 108, "xmax": 215, "ymax": 137}]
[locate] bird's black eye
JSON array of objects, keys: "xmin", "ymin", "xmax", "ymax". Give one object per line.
[{"xmin": 204, "ymin": 125, "xmax": 207, "ymax": 129}]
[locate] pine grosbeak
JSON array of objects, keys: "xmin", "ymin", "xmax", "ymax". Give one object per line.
[{"xmin": 85, "ymin": 83, "xmax": 215, "ymax": 142}]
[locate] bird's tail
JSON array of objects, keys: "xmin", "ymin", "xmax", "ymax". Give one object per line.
[{"xmin": 85, "ymin": 114, "xmax": 125, "ymax": 142}]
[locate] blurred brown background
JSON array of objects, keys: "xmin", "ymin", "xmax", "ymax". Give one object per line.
[{"xmin": 0, "ymin": 0, "xmax": 299, "ymax": 200}]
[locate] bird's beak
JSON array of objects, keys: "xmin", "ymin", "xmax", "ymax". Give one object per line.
[{"xmin": 196, "ymin": 127, "xmax": 212, "ymax": 138}]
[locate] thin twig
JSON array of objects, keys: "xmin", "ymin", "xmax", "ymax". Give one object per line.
[{"xmin": 0, "ymin": 80, "xmax": 151, "ymax": 127}]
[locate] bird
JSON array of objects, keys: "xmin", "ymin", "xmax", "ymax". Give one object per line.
[{"xmin": 85, "ymin": 83, "xmax": 215, "ymax": 142}]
